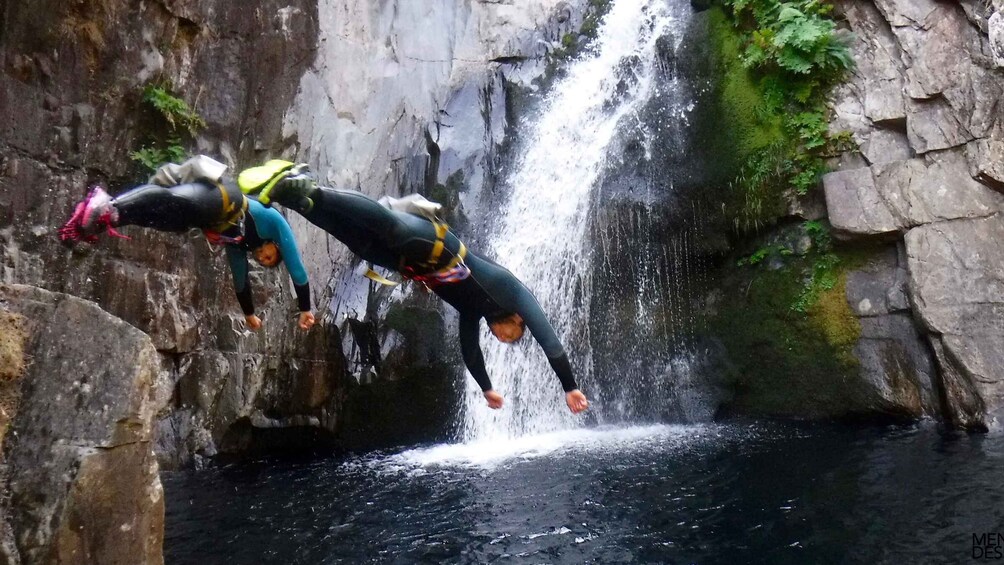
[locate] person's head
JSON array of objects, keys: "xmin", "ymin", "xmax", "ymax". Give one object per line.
[
  {"xmin": 488, "ymin": 313, "xmax": 525, "ymax": 344},
  {"xmin": 253, "ymin": 241, "xmax": 283, "ymax": 268}
]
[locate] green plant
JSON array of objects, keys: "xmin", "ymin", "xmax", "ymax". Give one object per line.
[
  {"xmin": 803, "ymin": 219, "xmax": 831, "ymax": 251},
  {"xmin": 715, "ymin": 1, "xmax": 855, "ymax": 225},
  {"xmin": 792, "ymin": 252, "xmax": 839, "ymax": 312},
  {"xmin": 131, "ymin": 83, "xmax": 205, "ymax": 172},
  {"xmin": 141, "ymin": 84, "xmax": 206, "ymax": 134},
  {"xmin": 130, "ymin": 144, "xmax": 187, "ymax": 172}
]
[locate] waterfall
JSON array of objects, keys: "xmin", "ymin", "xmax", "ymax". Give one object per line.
[{"xmin": 461, "ymin": 0, "xmax": 695, "ymax": 441}]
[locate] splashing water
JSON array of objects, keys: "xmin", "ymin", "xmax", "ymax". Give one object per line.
[{"xmin": 461, "ymin": 0, "xmax": 681, "ymax": 441}]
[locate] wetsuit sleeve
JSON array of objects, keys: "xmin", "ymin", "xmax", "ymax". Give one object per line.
[
  {"xmin": 258, "ymin": 206, "xmax": 312, "ymax": 312},
  {"xmin": 225, "ymin": 245, "xmax": 255, "ymax": 315},
  {"xmin": 512, "ymin": 287, "xmax": 579, "ymax": 392},
  {"xmin": 459, "ymin": 313, "xmax": 493, "ymax": 392}
]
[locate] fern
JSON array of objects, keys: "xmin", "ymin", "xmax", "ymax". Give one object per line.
[
  {"xmin": 131, "ymin": 83, "xmax": 206, "ymax": 173},
  {"xmin": 721, "ymin": 0, "xmax": 855, "ymax": 211}
]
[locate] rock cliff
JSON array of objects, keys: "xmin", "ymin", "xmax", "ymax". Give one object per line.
[
  {"xmin": 0, "ymin": 284, "xmax": 167, "ymax": 565},
  {"xmin": 825, "ymin": 0, "xmax": 1004, "ymax": 430}
]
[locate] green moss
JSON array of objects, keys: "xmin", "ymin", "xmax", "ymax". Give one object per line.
[
  {"xmin": 708, "ymin": 7, "xmax": 784, "ymax": 159},
  {"xmin": 707, "ymin": 244, "xmax": 878, "ymax": 419},
  {"xmin": 808, "ymin": 267, "xmax": 860, "ymax": 367},
  {"xmin": 704, "ymin": 4, "xmax": 854, "ymax": 231},
  {"xmin": 706, "ymin": 7, "xmax": 789, "ymax": 230}
]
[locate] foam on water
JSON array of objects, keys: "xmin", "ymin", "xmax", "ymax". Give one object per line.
[{"xmin": 389, "ymin": 424, "xmax": 723, "ymax": 470}]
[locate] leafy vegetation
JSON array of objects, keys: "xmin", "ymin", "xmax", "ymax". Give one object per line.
[
  {"xmin": 141, "ymin": 84, "xmax": 206, "ymax": 134},
  {"xmin": 734, "ymin": 219, "xmax": 840, "ymax": 313},
  {"xmin": 712, "ymin": 0, "xmax": 854, "ymax": 230},
  {"xmin": 130, "ymin": 83, "xmax": 205, "ymax": 172}
]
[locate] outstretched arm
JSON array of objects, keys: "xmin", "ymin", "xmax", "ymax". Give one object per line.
[
  {"xmin": 459, "ymin": 313, "xmax": 503, "ymax": 409},
  {"xmin": 511, "ymin": 284, "xmax": 589, "ymax": 413},
  {"xmin": 225, "ymin": 246, "xmax": 261, "ymax": 330},
  {"xmin": 252, "ymin": 204, "xmax": 315, "ymax": 330},
  {"xmin": 512, "ymin": 288, "xmax": 578, "ymax": 392}
]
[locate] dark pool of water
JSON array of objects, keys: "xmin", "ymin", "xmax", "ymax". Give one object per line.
[{"xmin": 163, "ymin": 422, "xmax": 1004, "ymax": 564}]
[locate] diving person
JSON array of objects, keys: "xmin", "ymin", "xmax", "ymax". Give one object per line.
[
  {"xmin": 239, "ymin": 160, "xmax": 588, "ymax": 414},
  {"xmin": 58, "ymin": 156, "xmax": 315, "ymax": 332}
]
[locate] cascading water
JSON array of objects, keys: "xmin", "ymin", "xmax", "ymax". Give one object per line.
[{"xmin": 460, "ymin": 0, "xmax": 699, "ymax": 441}]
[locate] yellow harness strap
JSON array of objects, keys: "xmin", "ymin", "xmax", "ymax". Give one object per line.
[
  {"xmin": 209, "ymin": 182, "xmax": 248, "ymax": 232},
  {"xmin": 363, "ymin": 268, "xmax": 400, "ymax": 286},
  {"xmin": 364, "ymin": 242, "xmax": 468, "ymax": 287},
  {"xmin": 422, "ymin": 222, "xmax": 449, "ymax": 269}
]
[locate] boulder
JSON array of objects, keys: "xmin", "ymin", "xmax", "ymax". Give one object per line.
[
  {"xmin": 0, "ymin": 284, "xmax": 167, "ymax": 565},
  {"xmin": 853, "ymin": 313, "xmax": 939, "ymax": 417},
  {"xmin": 871, "ymin": 151, "xmax": 1004, "ymax": 226}
]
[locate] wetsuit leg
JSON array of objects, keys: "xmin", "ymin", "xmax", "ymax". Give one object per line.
[
  {"xmin": 295, "ymin": 187, "xmax": 408, "ymax": 268},
  {"xmin": 113, "ymin": 182, "xmax": 224, "ymax": 232},
  {"xmin": 299, "ymin": 187, "xmax": 401, "ymax": 234}
]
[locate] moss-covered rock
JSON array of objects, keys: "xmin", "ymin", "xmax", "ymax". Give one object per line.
[{"xmin": 703, "ymin": 234, "xmax": 921, "ymax": 421}]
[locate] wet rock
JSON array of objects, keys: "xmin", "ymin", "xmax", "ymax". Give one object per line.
[
  {"xmin": 845, "ymin": 246, "xmax": 909, "ymax": 317},
  {"xmin": 853, "ymin": 313, "xmax": 938, "ymax": 418},
  {"xmin": 0, "ymin": 284, "xmax": 166, "ymax": 565}
]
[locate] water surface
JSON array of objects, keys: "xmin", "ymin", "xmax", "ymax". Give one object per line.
[{"xmin": 164, "ymin": 422, "xmax": 1004, "ymax": 564}]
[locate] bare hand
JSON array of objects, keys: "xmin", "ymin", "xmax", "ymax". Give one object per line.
[
  {"xmin": 566, "ymin": 389, "xmax": 589, "ymax": 414},
  {"xmin": 298, "ymin": 311, "xmax": 316, "ymax": 331},
  {"xmin": 245, "ymin": 314, "xmax": 262, "ymax": 331},
  {"xmin": 484, "ymin": 390, "xmax": 504, "ymax": 409}
]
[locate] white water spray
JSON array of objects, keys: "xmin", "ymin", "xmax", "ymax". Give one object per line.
[{"xmin": 461, "ymin": 0, "xmax": 680, "ymax": 441}]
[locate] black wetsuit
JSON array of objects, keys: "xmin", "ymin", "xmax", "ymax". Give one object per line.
[
  {"xmin": 110, "ymin": 181, "xmax": 311, "ymax": 315},
  {"xmin": 113, "ymin": 181, "xmax": 233, "ymax": 232},
  {"xmin": 285, "ymin": 186, "xmax": 578, "ymax": 393}
]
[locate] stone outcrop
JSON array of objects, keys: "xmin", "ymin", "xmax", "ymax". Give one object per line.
[
  {"xmin": 0, "ymin": 284, "xmax": 168, "ymax": 565},
  {"xmin": 825, "ymin": 0, "xmax": 1004, "ymax": 429},
  {"xmin": 846, "ymin": 246, "xmax": 939, "ymax": 418}
]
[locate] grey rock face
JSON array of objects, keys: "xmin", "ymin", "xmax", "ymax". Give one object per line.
[
  {"xmin": 0, "ymin": 284, "xmax": 166, "ymax": 565},
  {"xmin": 0, "ymin": 0, "xmax": 335, "ymax": 466},
  {"xmin": 826, "ymin": 0, "xmax": 1004, "ymax": 429},
  {"xmin": 845, "ymin": 247, "xmax": 938, "ymax": 417},
  {"xmin": 823, "ymin": 167, "xmax": 902, "ymax": 236},
  {"xmin": 904, "ymin": 215, "xmax": 1004, "ymax": 429}
]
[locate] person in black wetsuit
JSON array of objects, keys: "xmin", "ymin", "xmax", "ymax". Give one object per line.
[
  {"xmin": 58, "ymin": 156, "xmax": 315, "ymax": 332},
  {"xmin": 241, "ymin": 161, "xmax": 588, "ymax": 414}
]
